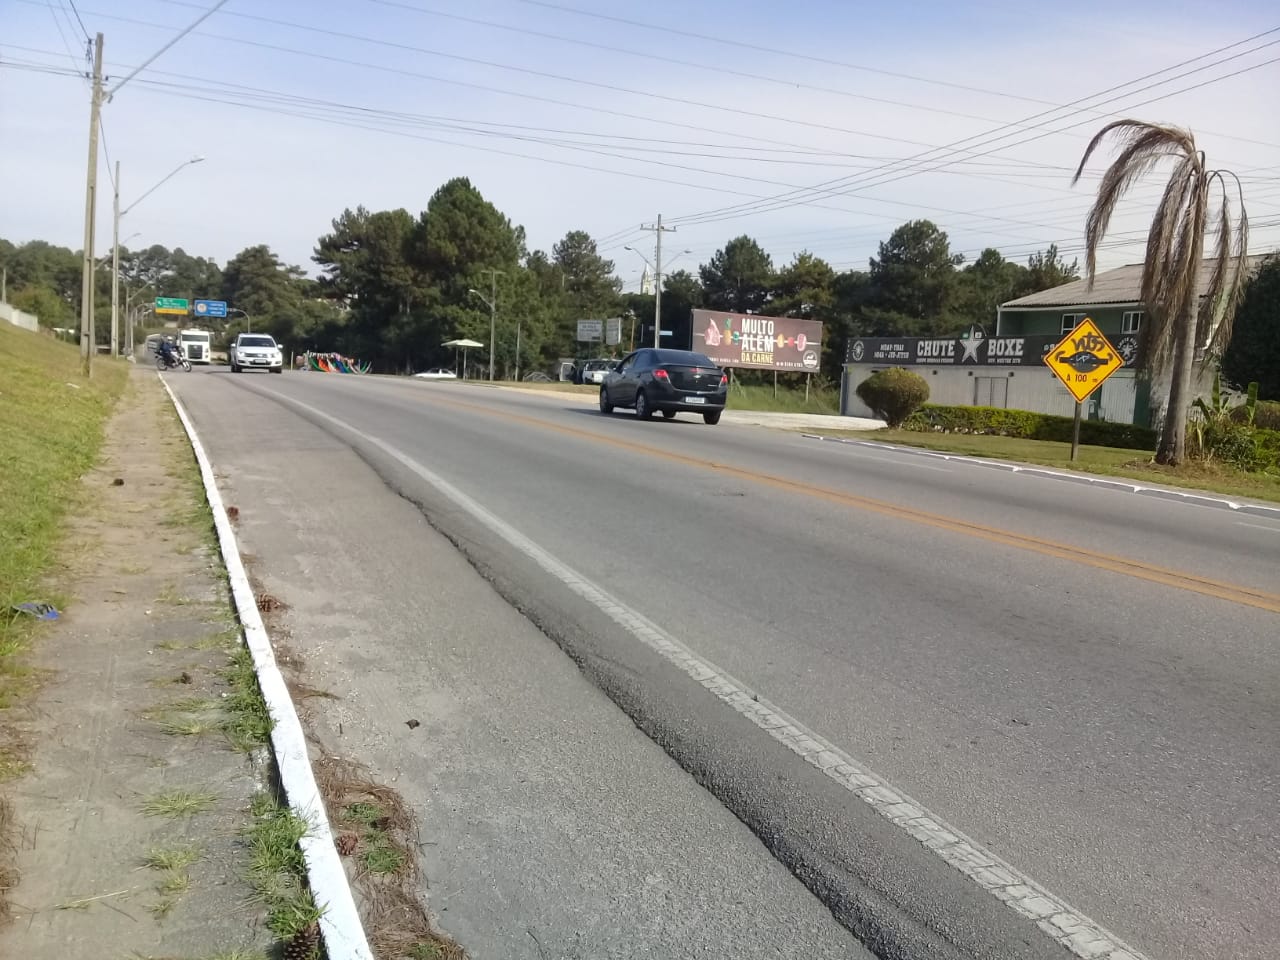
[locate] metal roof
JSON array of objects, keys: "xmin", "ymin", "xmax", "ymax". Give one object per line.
[{"xmin": 1001, "ymin": 254, "xmax": 1271, "ymax": 309}]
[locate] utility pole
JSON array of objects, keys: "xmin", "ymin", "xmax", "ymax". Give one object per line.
[
  {"xmin": 640, "ymin": 214, "xmax": 675, "ymax": 349},
  {"xmin": 79, "ymin": 33, "xmax": 105, "ymax": 376},
  {"xmin": 111, "ymin": 160, "xmax": 120, "ymax": 356}
]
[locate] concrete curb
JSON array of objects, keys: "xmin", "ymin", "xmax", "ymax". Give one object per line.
[
  {"xmin": 159, "ymin": 375, "xmax": 373, "ymax": 960},
  {"xmin": 802, "ymin": 434, "xmax": 1280, "ymax": 518}
]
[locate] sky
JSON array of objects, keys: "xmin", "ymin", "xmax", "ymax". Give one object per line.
[{"xmin": 2, "ymin": 0, "xmax": 1278, "ymax": 295}]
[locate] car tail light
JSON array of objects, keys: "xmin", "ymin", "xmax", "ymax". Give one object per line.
[
  {"xmin": 719, "ymin": 374, "xmax": 728, "ymax": 386},
  {"xmin": 653, "ymin": 368, "xmax": 670, "ymax": 381}
]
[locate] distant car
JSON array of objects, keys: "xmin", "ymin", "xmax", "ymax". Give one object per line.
[
  {"xmin": 229, "ymin": 333, "xmax": 283, "ymax": 374},
  {"xmin": 600, "ymin": 348, "xmax": 728, "ymax": 425},
  {"xmin": 413, "ymin": 367, "xmax": 458, "ymax": 381},
  {"xmin": 576, "ymin": 359, "xmax": 614, "ymax": 385}
]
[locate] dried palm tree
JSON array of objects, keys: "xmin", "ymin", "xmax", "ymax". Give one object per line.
[{"xmin": 1072, "ymin": 120, "xmax": 1248, "ymax": 465}]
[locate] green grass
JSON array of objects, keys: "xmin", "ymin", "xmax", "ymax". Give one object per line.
[
  {"xmin": 143, "ymin": 844, "xmax": 204, "ymax": 871},
  {"xmin": 222, "ymin": 645, "xmax": 274, "ymax": 751},
  {"xmin": 245, "ymin": 793, "xmax": 324, "ymax": 941},
  {"xmin": 0, "ymin": 324, "xmax": 127, "ymax": 719},
  {"xmin": 141, "ymin": 788, "xmax": 219, "ymax": 818},
  {"xmin": 341, "ymin": 801, "xmax": 386, "ymax": 826},
  {"xmin": 833, "ymin": 429, "xmax": 1280, "ymax": 503},
  {"xmin": 360, "ymin": 831, "xmax": 407, "ymax": 875}
]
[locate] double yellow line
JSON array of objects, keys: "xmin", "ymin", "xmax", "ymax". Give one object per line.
[{"xmin": 415, "ymin": 387, "xmax": 1280, "ymax": 614}]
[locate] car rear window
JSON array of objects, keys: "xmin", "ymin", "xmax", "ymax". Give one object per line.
[{"xmin": 655, "ymin": 350, "xmax": 717, "ymax": 367}]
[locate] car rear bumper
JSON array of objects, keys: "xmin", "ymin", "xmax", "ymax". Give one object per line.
[{"xmin": 650, "ymin": 386, "xmax": 727, "ymax": 412}]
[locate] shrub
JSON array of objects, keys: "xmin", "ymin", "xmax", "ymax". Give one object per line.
[
  {"xmin": 903, "ymin": 404, "xmax": 1158, "ymax": 450},
  {"xmin": 856, "ymin": 368, "xmax": 930, "ymax": 428},
  {"xmin": 1232, "ymin": 399, "xmax": 1280, "ymax": 431}
]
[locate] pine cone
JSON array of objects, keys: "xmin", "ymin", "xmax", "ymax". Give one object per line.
[
  {"xmin": 335, "ymin": 833, "xmax": 358, "ymax": 856},
  {"xmin": 284, "ymin": 921, "xmax": 321, "ymax": 960}
]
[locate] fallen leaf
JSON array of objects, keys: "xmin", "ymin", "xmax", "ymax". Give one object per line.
[{"xmin": 405, "ymin": 719, "xmax": 420, "ymax": 730}]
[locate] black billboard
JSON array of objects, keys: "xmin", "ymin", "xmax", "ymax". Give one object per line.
[{"xmin": 845, "ymin": 333, "xmax": 1140, "ymax": 368}]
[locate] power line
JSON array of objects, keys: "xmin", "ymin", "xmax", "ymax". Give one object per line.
[
  {"xmin": 107, "ymin": 0, "xmax": 229, "ymax": 97},
  {"xmin": 64, "ymin": 0, "xmax": 89, "ymax": 38},
  {"xmin": 668, "ymin": 35, "xmax": 1280, "ymax": 229},
  {"xmin": 50, "ymin": 0, "xmax": 1215, "ymax": 179}
]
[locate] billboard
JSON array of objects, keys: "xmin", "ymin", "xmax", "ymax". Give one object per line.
[
  {"xmin": 845, "ymin": 333, "xmax": 1141, "ymax": 369},
  {"xmin": 691, "ymin": 309, "xmax": 823, "ymax": 372}
]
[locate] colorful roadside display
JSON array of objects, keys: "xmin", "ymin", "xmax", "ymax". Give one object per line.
[
  {"xmin": 691, "ymin": 309, "xmax": 822, "ymax": 372},
  {"xmin": 303, "ymin": 352, "xmax": 371, "ymax": 374}
]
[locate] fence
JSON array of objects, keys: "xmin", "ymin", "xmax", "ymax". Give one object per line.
[{"xmin": 0, "ymin": 302, "xmax": 39, "ymax": 332}]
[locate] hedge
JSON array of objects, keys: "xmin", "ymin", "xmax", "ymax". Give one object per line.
[{"xmin": 903, "ymin": 403, "xmax": 1158, "ymax": 450}]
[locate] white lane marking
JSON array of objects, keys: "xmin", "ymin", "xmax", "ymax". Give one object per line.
[
  {"xmin": 848, "ymin": 450, "xmax": 952, "ymax": 473},
  {"xmin": 271, "ymin": 391, "xmax": 1151, "ymax": 960},
  {"xmin": 160, "ymin": 377, "xmax": 374, "ymax": 960},
  {"xmin": 1238, "ymin": 521, "xmax": 1280, "ymax": 533}
]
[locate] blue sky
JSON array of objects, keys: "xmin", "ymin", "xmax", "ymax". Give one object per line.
[{"xmin": 2, "ymin": 0, "xmax": 1278, "ymax": 292}]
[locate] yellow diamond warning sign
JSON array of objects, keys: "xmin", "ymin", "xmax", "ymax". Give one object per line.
[{"xmin": 1044, "ymin": 317, "xmax": 1124, "ymax": 403}]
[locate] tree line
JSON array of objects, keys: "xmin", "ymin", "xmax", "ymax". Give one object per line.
[{"xmin": 1, "ymin": 175, "xmax": 1273, "ymax": 391}]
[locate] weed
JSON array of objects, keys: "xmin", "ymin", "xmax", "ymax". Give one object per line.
[
  {"xmin": 342, "ymin": 802, "xmax": 386, "ymax": 827},
  {"xmin": 222, "ymin": 645, "xmax": 273, "ymax": 751},
  {"xmin": 360, "ymin": 832, "xmax": 407, "ymax": 875},
  {"xmin": 142, "ymin": 788, "xmax": 218, "ymax": 818},
  {"xmin": 147, "ymin": 895, "xmax": 179, "ymax": 919},
  {"xmin": 244, "ymin": 793, "xmax": 325, "ymax": 941},
  {"xmin": 143, "ymin": 844, "xmax": 203, "ymax": 871},
  {"xmin": 410, "ymin": 945, "xmax": 443, "ymax": 960},
  {"xmin": 156, "ymin": 868, "xmax": 192, "ymax": 896}
]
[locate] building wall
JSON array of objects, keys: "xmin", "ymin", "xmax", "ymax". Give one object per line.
[
  {"xmin": 843, "ymin": 363, "xmax": 1141, "ymax": 423},
  {"xmin": 998, "ymin": 304, "xmax": 1141, "ymax": 338}
]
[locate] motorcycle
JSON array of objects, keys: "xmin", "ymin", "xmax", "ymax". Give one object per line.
[{"xmin": 155, "ymin": 349, "xmax": 192, "ymax": 372}]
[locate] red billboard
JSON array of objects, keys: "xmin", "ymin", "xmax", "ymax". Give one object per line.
[{"xmin": 691, "ymin": 310, "xmax": 823, "ymax": 372}]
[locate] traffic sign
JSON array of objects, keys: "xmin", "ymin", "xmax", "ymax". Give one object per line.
[
  {"xmin": 155, "ymin": 296, "xmax": 189, "ymax": 315},
  {"xmin": 1044, "ymin": 317, "xmax": 1124, "ymax": 403},
  {"xmin": 577, "ymin": 319, "xmax": 603, "ymax": 341},
  {"xmin": 605, "ymin": 317, "xmax": 622, "ymax": 346},
  {"xmin": 193, "ymin": 299, "xmax": 227, "ymax": 318}
]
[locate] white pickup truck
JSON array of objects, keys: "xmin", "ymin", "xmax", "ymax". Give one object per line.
[{"xmin": 229, "ymin": 333, "xmax": 284, "ymax": 374}]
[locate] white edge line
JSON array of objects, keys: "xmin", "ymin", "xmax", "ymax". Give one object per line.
[
  {"xmin": 808, "ymin": 434, "xmax": 1280, "ymax": 517},
  {"xmin": 274, "ymin": 391, "xmax": 1151, "ymax": 960},
  {"xmin": 159, "ymin": 375, "xmax": 373, "ymax": 960}
]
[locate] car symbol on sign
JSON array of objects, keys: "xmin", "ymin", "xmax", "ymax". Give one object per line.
[{"xmin": 1056, "ymin": 350, "xmax": 1113, "ymax": 373}]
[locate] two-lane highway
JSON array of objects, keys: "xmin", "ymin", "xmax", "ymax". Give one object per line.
[{"xmin": 168, "ymin": 367, "xmax": 1280, "ymax": 960}]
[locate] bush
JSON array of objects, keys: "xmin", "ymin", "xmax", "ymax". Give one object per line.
[
  {"xmin": 856, "ymin": 368, "xmax": 930, "ymax": 428},
  {"xmin": 1255, "ymin": 429, "xmax": 1280, "ymax": 471},
  {"xmin": 903, "ymin": 403, "xmax": 1158, "ymax": 450},
  {"xmin": 1231, "ymin": 399, "xmax": 1280, "ymax": 431}
]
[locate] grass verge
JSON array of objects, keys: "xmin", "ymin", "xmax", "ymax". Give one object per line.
[
  {"xmin": 825, "ymin": 428, "xmax": 1280, "ymax": 503},
  {"xmin": 0, "ymin": 325, "xmax": 127, "ymax": 717}
]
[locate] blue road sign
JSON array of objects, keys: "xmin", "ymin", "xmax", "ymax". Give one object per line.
[{"xmin": 193, "ymin": 299, "xmax": 228, "ymax": 318}]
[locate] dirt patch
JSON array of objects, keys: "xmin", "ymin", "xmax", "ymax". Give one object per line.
[{"xmin": 0, "ymin": 369, "xmax": 276, "ymax": 959}]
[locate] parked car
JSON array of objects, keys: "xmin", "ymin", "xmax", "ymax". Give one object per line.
[
  {"xmin": 413, "ymin": 367, "xmax": 458, "ymax": 380},
  {"xmin": 576, "ymin": 358, "xmax": 615, "ymax": 385},
  {"xmin": 229, "ymin": 333, "xmax": 284, "ymax": 374},
  {"xmin": 599, "ymin": 348, "xmax": 728, "ymax": 425}
]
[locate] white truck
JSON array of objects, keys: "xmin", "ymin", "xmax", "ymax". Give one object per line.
[{"xmin": 229, "ymin": 333, "xmax": 284, "ymax": 374}]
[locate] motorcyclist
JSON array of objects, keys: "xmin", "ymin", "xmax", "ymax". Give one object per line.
[{"xmin": 158, "ymin": 337, "xmax": 178, "ymax": 366}]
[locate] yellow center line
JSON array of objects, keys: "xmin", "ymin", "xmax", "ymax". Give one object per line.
[{"xmin": 398, "ymin": 385, "xmax": 1280, "ymax": 614}]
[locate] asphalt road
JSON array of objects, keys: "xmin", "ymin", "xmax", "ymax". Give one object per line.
[{"xmin": 167, "ymin": 367, "xmax": 1280, "ymax": 960}]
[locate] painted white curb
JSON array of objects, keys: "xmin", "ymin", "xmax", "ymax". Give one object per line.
[{"xmin": 159, "ymin": 375, "xmax": 373, "ymax": 960}]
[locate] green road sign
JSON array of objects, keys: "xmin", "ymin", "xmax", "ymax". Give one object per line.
[{"xmin": 155, "ymin": 297, "xmax": 190, "ymax": 315}]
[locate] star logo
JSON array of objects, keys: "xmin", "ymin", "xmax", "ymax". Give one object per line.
[
  {"xmin": 850, "ymin": 340, "xmax": 865, "ymax": 362},
  {"xmin": 959, "ymin": 337, "xmax": 982, "ymax": 362},
  {"xmin": 1117, "ymin": 337, "xmax": 1138, "ymax": 365}
]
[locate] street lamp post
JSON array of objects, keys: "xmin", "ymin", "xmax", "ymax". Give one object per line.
[
  {"xmin": 227, "ymin": 307, "xmax": 250, "ymax": 332},
  {"xmin": 112, "ymin": 155, "xmax": 204, "ymax": 356},
  {"xmin": 625, "ymin": 246, "xmax": 691, "ymax": 349},
  {"xmin": 468, "ymin": 268, "xmax": 504, "ymax": 381}
]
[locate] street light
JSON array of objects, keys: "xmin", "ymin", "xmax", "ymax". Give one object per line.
[
  {"xmin": 467, "ymin": 268, "xmax": 504, "ymax": 381},
  {"xmin": 112, "ymin": 155, "xmax": 205, "ymax": 356},
  {"xmin": 227, "ymin": 307, "xmax": 250, "ymax": 332}
]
